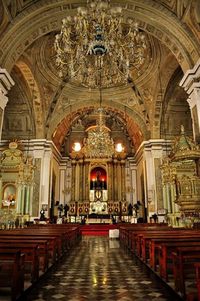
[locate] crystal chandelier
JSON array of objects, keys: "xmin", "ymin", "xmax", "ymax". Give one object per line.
[
  {"xmin": 54, "ymin": 0, "xmax": 147, "ymax": 88},
  {"xmin": 82, "ymin": 107, "xmax": 115, "ymax": 158}
]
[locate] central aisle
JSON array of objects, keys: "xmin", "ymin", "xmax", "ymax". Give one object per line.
[{"xmin": 26, "ymin": 236, "xmax": 181, "ymax": 301}]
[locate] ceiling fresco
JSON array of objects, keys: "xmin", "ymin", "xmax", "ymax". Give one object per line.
[{"xmin": 0, "ymin": 0, "xmax": 199, "ymax": 154}]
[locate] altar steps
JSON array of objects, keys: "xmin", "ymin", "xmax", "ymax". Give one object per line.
[{"xmin": 80, "ymin": 224, "xmax": 119, "ymax": 236}]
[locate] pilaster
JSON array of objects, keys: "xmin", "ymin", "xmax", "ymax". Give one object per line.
[
  {"xmin": 143, "ymin": 142, "xmax": 164, "ymax": 216},
  {"xmin": 32, "ymin": 140, "xmax": 53, "ymax": 217},
  {"xmin": 0, "ymin": 68, "xmax": 14, "ymax": 139},
  {"xmin": 59, "ymin": 168, "xmax": 65, "ymax": 205},
  {"xmin": 180, "ymin": 58, "xmax": 200, "ymax": 142}
]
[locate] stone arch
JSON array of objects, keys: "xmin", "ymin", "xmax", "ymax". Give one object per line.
[
  {"xmin": 15, "ymin": 60, "xmax": 45, "ymax": 138},
  {"xmin": 160, "ymin": 67, "xmax": 192, "ymax": 139},
  {"xmin": 2, "ymin": 65, "xmax": 36, "ymax": 140},
  {"xmin": 0, "ymin": 0, "xmax": 199, "ymax": 73},
  {"xmin": 152, "ymin": 53, "xmax": 180, "ymax": 139},
  {"xmin": 50, "ymin": 103, "xmax": 148, "ymax": 153}
]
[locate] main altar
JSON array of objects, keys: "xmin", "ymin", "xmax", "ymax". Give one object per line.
[{"xmin": 66, "ymin": 135, "xmax": 128, "ymax": 218}]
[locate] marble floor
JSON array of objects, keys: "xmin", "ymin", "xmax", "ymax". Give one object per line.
[{"xmin": 24, "ymin": 236, "xmax": 182, "ymax": 301}]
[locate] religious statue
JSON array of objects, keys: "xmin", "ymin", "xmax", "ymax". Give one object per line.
[{"xmin": 40, "ymin": 209, "xmax": 45, "ymax": 221}]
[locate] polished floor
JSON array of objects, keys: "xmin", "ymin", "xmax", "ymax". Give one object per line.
[{"xmin": 25, "ymin": 236, "xmax": 181, "ymax": 301}]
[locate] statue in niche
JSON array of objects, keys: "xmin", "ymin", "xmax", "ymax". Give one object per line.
[{"xmin": 96, "ymin": 171, "xmax": 101, "ymax": 189}]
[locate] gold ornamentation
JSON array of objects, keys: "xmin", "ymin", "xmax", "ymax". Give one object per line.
[
  {"xmin": 161, "ymin": 125, "xmax": 200, "ymax": 218},
  {"xmin": 54, "ymin": 0, "xmax": 147, "ymax": 88},
  {"xmin": 170, "ymin": 125, "xmax": 200, "ymax": 161},
  {"xmin": 82, "ymin": 108, "xmax": 115, "ymax": 158}
]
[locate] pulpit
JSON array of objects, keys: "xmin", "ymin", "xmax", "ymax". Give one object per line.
[{"xmin": 161, "ymin": 126, "xmax": 200, "ymax": 226}]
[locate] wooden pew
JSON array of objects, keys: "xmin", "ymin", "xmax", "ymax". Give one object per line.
[
  {"xmin": 119, "ymin": 225, "xmax": 200, "ymax": 300},
  {"xmin": 14, "ymin": 227, "xmax": 73, "ymax": 255},
  {"xmin": 0, "ymin": 225, "xmax": 81, "ymax": 301},
  {"xmin": 139, "ymin": 230, "xmax": 200, "ymax": 262},
  {"xmin": 0, "ymin": 232, "xmax": 59, "ymax": 267},
  {"xmin": 172, "ymin": 246, "xmax": 200, "ymax": 299},
  {"xmin": 0, "ymin": 249, "xmax": 24, "ymax": 301},
  {"xmin": 7, "ymin": 229, "xmax": 63, "ymax": 257},
  {"xmin": 195, "ymin": 263, "xmax": 200, "ymax": 301},
  {"xmin": 27, "ymin": 225, "xmax": 81, "ymax": 251},
  {"xmin": 0, "ymin": 225, "xmax": 81, "ymax": 266},
  {"xmin": 119, "ymin": 224, "xmax": 171, "ymax": 252},
  {"xmin": 0, "ymin": 237, "xmax": 48, "ymax": 272},
  {"xmin": 0, "ymin": 243, "xmax": 39, "ymax": 283},
  {"xmin": 149, "ymin": 236, "xmax": 200, "ymax": 271},
  {"xmin": 156, "ymin": 240, "xmax": 200, "ymax": 281},
  {"xmin": 137, "ymin": 231, "xmax": 181, "ymax": 259},
  {"xmin": 155, "ymin": 237, "xmax": 200, "ymax": 281},
  {"xmin": 22, "ymin": 225, "xmax": 81, "ymax": 254}
]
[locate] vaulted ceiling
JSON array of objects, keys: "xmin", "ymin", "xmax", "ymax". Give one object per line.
[{"xmin": 1, "ymin": 0, "xmax": 199, "ymax": 155}]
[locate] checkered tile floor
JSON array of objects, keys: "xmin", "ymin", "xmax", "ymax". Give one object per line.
[{"xmin": 25, "ymin": 236, "xmax": 182, "ymax": 301}]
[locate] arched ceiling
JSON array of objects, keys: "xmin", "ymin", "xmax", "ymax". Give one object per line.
[
  {"xmin": 52, "ymin": 105, "xmax": 146, "ymax": 154},
  {"xmin": 0, "ymin": 0, "xmax": 199, "ymax": 153}
]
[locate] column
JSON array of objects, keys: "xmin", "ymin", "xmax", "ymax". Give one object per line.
[
  {"xmin": 0, "ymin": 68, "xmax": 15, "ymax": 139},
  {"xmin": 71, "ymin": 161, "xmax": 76, "ymax": 202},
  {"xmin": 82, "ymin": 163, "xmax": 86, "ymax": 201},
  {"xmin": 180, "ymin": 58, "xmax": 200, "ymax": 142},
  {"xmin": 65, "ymin": 161, "xmax": 71, "ymax": 204},
  {"xmin": 107, "ymin": 161, "xmax": 112, "ymax": 201},
  {"xmin": 21, "ymin": 185, "xmax": 25, "ymax": 215},
  {"xmin": 113, "ymin": 159, "xmax": 118, "ymax": 201},
  {"xmin": 40, "ymin": 150, "xmax": 51, "ymax": 210},
  {"xmin": 84, "ymin": 160, "xmax": 90, "ymax": 201},
  {"xmin": 117, "ymin": 161, "xmax": 121, "ymax": 201},
  {"xmin": 129, "ymin": 160, "xmax": 137, "ymax": 205},
  {"xmin": 24, "ymin": 185, "xmax": 30, "ymax": 214},
  {"xmin": 79, "ymin": 160, "xmax": 84, "ymax": 202},
  {"xmin": 33, "ymin": 142, "xmax": 52, "ymax": 218},
  {"xmin": 75, "ymin": 161, "xmax": 80, "ymax": 202},
  {"xmin": 16, "ymin": 184, "xmax": 22, "ymax": 214},
  {"xmin": 142, "ymin": 140, "xmax": 167, "ymax": 219},
  {"xmin": 59, "ymin": 168, "xmax": 65, "ymax": 205},
  {"xmin": 121, "ymin": 160, "xmax": 126, "ymax": 201}
]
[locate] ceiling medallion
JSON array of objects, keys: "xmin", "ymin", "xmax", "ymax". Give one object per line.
[{"xmin": 54, "ymin": 0, "xmax": 147, "ymax": 88}]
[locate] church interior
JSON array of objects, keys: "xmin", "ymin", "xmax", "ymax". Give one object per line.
[{"xmin": 0, "ymin": 0, "xmax": 200, "ymax": 300}]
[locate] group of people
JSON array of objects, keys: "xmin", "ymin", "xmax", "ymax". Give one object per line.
[{"xmin": 39, "ymin": 202, "xmax": 70, "ymax": 223}]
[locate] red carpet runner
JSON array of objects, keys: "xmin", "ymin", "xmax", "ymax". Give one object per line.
[{"xmin": 80, "ymin": 224, "xmax": 119, "ymax": 236}]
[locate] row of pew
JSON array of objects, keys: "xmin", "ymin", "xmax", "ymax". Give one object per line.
[
  {"xmin": 119, "ymin": 223, "xmax": 200, "ymax": 301},
  {"xmin": 0, "ymin": 224, "xmax": 81, "ymax": 301}
]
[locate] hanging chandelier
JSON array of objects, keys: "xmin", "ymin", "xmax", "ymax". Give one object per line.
[
  {"xmin": 54, "ymin": 0, "xmax": 147, "ymax": 88},
  {"xmin": 82, "ymin": 107, "xmax": 115, "ymax": 158}
]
